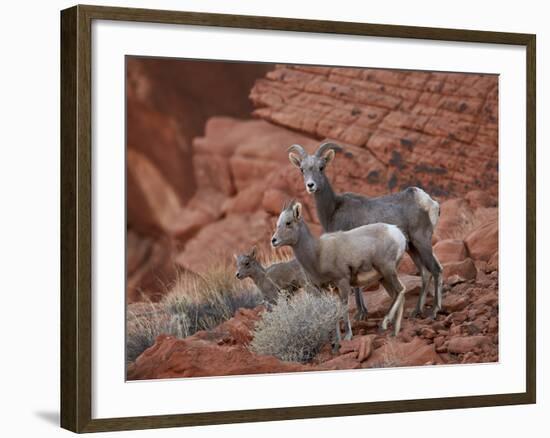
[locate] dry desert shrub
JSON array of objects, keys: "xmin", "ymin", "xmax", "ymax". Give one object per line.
[
  {"xmin": 249, "ymin": 291, "xmax": 343, "ymax": 363},
  {"xmin": 163, "ymin": 265, "xmax": 263, "ymax": 336},
  {"xmin": 126, "ymin": 264, "xmax": 264, "ymax": 364}
]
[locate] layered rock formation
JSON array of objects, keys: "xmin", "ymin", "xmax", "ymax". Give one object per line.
[
  {"xmin": 251, "ymin": 65, "xmax": 498, "ymax": 197},
  {"xmin": 126, "ymin": 59, "xmax": 270, "ymax": 300},
  {"xmin": 126, "ymin": 61, "xmax": 498, "ymax": 302}
]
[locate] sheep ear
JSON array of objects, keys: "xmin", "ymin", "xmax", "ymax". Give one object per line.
[
  {"xmin": 249, "ymin": 246, "xmax": 257, "ymax": 258},
  {"xmin": 293, "ymin": 202, "xmax": 302, "ymax": 219},
  {"xmin": 322, "ymin": 148, "xmax": 335, "ymax": 165},
  {"xmin": 288, "ymin": 153, "xmax": 302, "ymax": 168}
]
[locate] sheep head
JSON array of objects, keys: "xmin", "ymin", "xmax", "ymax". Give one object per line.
[{"xmin": 288, "ymin": 142, "xmax": 341, "ymax": 194}]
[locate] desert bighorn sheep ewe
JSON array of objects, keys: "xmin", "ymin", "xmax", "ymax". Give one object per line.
[
  {"xmin": 288, "ymin": 142, "xmax": 442, "ymax": 319},
  {"xmin": 271, "ymin": 201, "xmax": 408, "ymax": 347},
  {"xmin": 234, "ymin": 247, "xmax": 307, "ymax": 304}
]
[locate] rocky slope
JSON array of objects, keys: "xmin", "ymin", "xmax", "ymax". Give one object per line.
[
  {"xmin": 128, "ymin": 270, "xmax": 498, "ymax": 379},
  {"xmin": 128, "ymin": 194, "xmax": 498, "ymax": 379}
]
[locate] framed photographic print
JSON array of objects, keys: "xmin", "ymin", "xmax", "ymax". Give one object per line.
[{"xmin": 60, "ymin": 4, "xmax": 536, "ymax": 433}]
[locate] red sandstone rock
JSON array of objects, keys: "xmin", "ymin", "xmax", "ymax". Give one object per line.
[
  {"xmin": 317, "ymin": 352, "xmax": 362, "ymax": 370},
  {"xmin": 443, "ymin": 293, "xmax": 469, "ymax": 313},
  {"xmin": 447, "ymin": 336, "xmax": 492, "ymax": 354},
  {"xmin": 222, "ymin": 184, "xmax": 266, "ymax": 215},
  {"xmin": 127, "ymin": 58, "xmax": 270, "ymax": 148},
  {"xmin": 128, "ymin": 335, "xmax": 310, "ymax": 379},
  {"xmin": 166, "ymin": 189, "xmax": 227, "ymax": 243},
  {"xmin": 473, "ymin": 290, "xmax": 499, "ymax": 307},
  {"xmin": 473, "ymin": 207, "xmax": 498, "ymax": 226},
  {"xmin": 126, "ymin": 237, "xmax": 177, "ymax": 303},
  {"xmin": 339, "ymin": 335, "xmax": 376, "ymax": 362},
  {"xmin": 262, "ymin": 188, "xmax": 290, "ymax": 215},
  {"xmin": 465, "ymin": 219, "xmax": 498, "ymax": 261},
  {"xmin": 127, "ymin": 230, "xmax": 152, "ymax": 276},
  {"xmin": 434, "ymin": 239, "xmax": 468, "ymax": 264},
  {"xmin": 443, "ymin": 258, "xmax": 477, "ymax": 283},
  {"xmin": 465, "ymin": 190, "xmax": 497, "ymax": 209},
  {"xmin": 251, "ymin": 65, "xmax": 498, "ymax": 197},
  {"xmin": 487, "ymin": 251, "xmax": 499, "ymax": 272},
  {"xmin": 363, "ymin": 337, "xmax": 442, "ymax": 368},
  {"xmin": 175, "ymin": 211, "xmax": 273, "ymax": 273},
  {"xmin": 362, "ymin": 287, "xmax": 393, "ymax": 318},
  {"xmin": 127, "ymin": 101, "xmax": 195, "ymax": 205},
  {"xmin": 434, "ymin": 198, "xmax": 474, "ymax": 241},
  {"xmin": 398, "ymin": 253, "xmax": 417, "ymax": 274},
  {"xmin": 127, "ymin": 149, "xmax": 182, "ymax": 235},
  {"xmin": 357, "ymin": 275, "xmax": 421, "ymax": 318}
]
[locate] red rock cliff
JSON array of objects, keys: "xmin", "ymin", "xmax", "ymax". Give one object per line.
[{"xmin": 250, "ymin": 65, "xmax": 498, "ymax": 197}]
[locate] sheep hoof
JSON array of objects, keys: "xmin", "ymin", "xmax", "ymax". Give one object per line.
[
  {"xmin": 410, "ymin": 308, "xmax": 424, "ymax": 319},
  {"xmin": 430, "ymin": 308, "xmax": 441, "ymax": 320},
  {"xmin": 332, "ymin": 342, "xmax": 340, "ymax": 354},
  {"xmin": 344, "ymin": 331, "xmax": 353, "ymax": 341}
]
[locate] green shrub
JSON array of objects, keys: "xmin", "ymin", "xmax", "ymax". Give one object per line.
[{"xmin": 249, "ymin": 291, "xmax": 343, "ymax": 363}]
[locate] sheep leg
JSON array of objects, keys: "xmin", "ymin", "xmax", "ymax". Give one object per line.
[
  {"xmin": 388, "ymin": 274, "xmax": 406, "ymax": 335},
  {"xmin": 411, "ymin": 264, "xmax": 431, "ymax": 318},
  {"xmin": 353, "ymin": 287, "xmax": 368, "ymax": 321},
  {"xmin": 431, "ymin": 271, "xmax": 443, "ymax": 319},
  {"xmin": 379, "ymin": 278, "xmax": 397, "ymax": 332},
  {"xmin": 337, "ymin": 279, "xmax": 353, "ymax": 341},
  {"xmin": 379, "ymin": 270, "xmax": 406, "ymax": 335},
  {"xmin": 395, "ymin": 295, "xmax": 405, "ymax": 335},
  {"xmin": 332, "ymin": 320, "xmax": 342, "ymax": 353},
  {"xmin": 412, "ymin": 235, "xmax": 443, "ymax": 319},
  {"xmin": 408, "ymin": 246, "xmax": 431, "ymax": 318}
]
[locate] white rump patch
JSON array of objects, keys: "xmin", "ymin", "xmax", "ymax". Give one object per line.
[
  {"xmin": 386, "ymin": 224, "xmax": 407, "ymax": 260},
  {"xmin": 413, "ymin": 187, "xmax": 439, "ymax": 227}
]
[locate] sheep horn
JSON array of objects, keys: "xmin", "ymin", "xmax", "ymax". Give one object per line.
[
  {"xmin": 315, "ymin": 142, "xmax": 343, "ymax": 157},
  {"xmin": 288, "ymin": 144, "xmax": 307, "ymax": 158}
]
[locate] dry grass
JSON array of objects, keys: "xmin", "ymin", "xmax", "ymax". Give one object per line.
[
  {"xmin": 163, "ymin": 265, "xmax": 263, "ymax": 336},
  {"xmin": 126, "ymin": 263, "xmax": 264, "ymax": 364},
  {"xmin": 249, "ymin": 291, "xmax": 343, "ymax": 363},
  {"xmin": 126, "ymin": 303, "xmax": 171, "ymax": 364}
]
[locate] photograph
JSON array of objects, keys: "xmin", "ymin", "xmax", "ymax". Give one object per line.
[{"xmin": 125, "ymin": 58, "xmax": 499, "ymax": 380}]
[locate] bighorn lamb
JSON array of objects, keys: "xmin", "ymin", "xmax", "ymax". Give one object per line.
[
  {"xmin": 271, "ymin": 201, "xmax": 408, "ymax": 346},
  {"xmin": 288, "ymin": 142, "xmax": 442, "ymax": 319},
  {"xmin": 235, "ymin": 247, "xmax": 307, "ymax": 304}
]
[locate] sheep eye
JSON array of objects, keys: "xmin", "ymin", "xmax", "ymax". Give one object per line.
[
  {"xmin": 319, "ymin": 165, "xmax": 325, "ymax": 172},
  {"xmin": 245, "ymin": 262, "xmax": 250, "ymax": 266},
  {"xmin": 286, "ymin": 221, "xmax": 291, "ymax": 227},
  {"xmin": 300, "ymin": 168, "xmax": 304, "ymax": 174}
]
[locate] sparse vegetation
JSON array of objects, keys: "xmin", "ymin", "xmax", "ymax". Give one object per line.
[
  {"xmin": 126, "ymin": 303, "xmax": 172, "ymax": 364},
  {"xmin": 126, "ymin": 264, "xmax": 264, "ymax": 364},
  {"xmin": 249, "ymin": 291, "xmax": 343, "ymax": 363}
]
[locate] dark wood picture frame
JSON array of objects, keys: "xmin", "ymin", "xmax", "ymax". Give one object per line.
[{"xmin": 60, "ymin": 4, "xmax": 536, "ymax": 433}]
